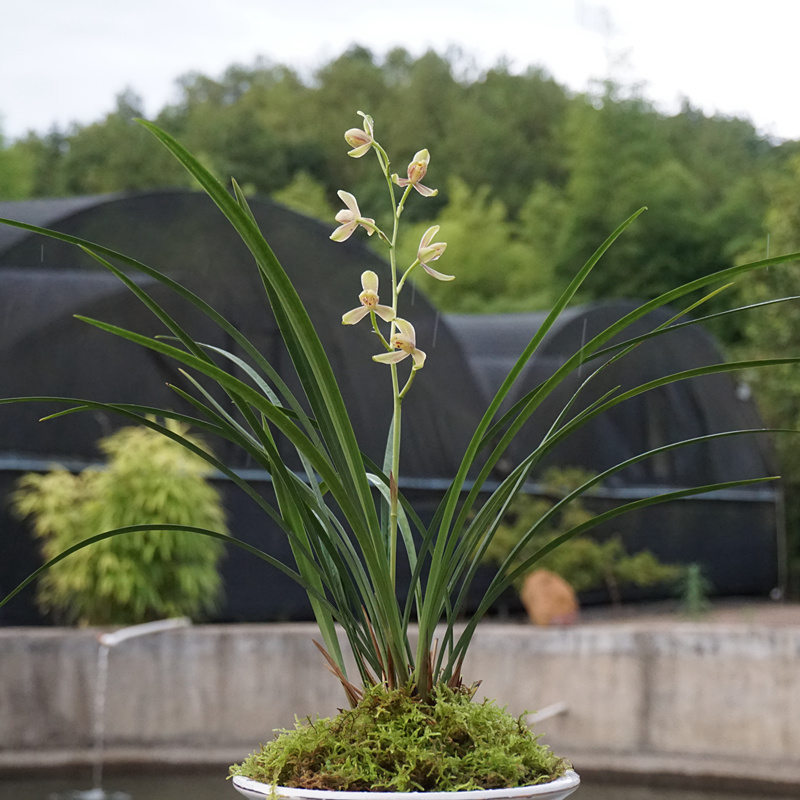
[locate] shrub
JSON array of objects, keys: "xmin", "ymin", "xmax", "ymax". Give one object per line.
[
  {"xmin": 483, "ymin": 468, "xmax": 681, "ymax": 602},
  {"xmin": 11, "ymin": 420, "xmax": 227, "ymax": 625}
]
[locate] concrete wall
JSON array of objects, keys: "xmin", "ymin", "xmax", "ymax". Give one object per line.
[{"xmin": 1, "ymin": 622, "xmax": 799, "ymax": 789}]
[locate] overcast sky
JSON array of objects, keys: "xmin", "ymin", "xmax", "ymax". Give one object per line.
[{"xmin": 3, "ymin": 1, "xmax": 799, "ymax": 142}]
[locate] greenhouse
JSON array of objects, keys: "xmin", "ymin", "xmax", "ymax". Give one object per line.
[{"xmin": 0, "ymin": 192, "xmax": 784, "ymax": 623}]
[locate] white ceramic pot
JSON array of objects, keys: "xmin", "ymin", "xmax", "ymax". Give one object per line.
[{"xmin": 232, "ymin": 770, "xmax": 580, "ymax": 800}]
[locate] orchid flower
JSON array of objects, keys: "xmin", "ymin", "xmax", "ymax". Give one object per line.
[
  {"xmin": 372, "ymin": 318, "xmax": 426, "ymax": 370},
  {"xmin": 330, "ymin": 191, "xmax": 377, "ymax": 242},
  {"xmin": 392, "ymin": 149, "xmax": 437, "ymax": 197},
  {"xmin": 342, "ymin": 270, "xmax": 396, "ymax": 325},
  {"xmin": 344, "ymin": 111, "xmax": 375, "ymax": 158},
  {"xmin": 416, "ymin": 225, "xmax": 454, "ymax": 281}
]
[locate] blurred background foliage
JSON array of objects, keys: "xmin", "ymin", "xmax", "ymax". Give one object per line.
[
  {"xmin": 11, "ymin": 422, "xmax": 228, "ymax": 625},
  {"xmin": 1, "ymin": 45, "xmax": 790, "ymax": 322},
  {"xmin": 2, "ymin": 44, "xmax": 800, "ymax": 592},
  {"xmin": 482, "ymin": 468, "xmax": 682, "ymax": 603}
]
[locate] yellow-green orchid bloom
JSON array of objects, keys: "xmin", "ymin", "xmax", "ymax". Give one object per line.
[
  {"xmin": 344, "ymin": 111, "xmax": 374, "ymax": 158},
  {"xmin": 417, "ymin": 225, "xmax": 453, "ymax": 281},
  {"xmin": 392, "ymin": 149, "xmax": 437, "ymax": 197},
  {"xmin": 330, "ymin": 191, "xmax": 377, "ymax": 242},
  {"xmin": 372, "ymin": 318, "xmax": 426, "ymax": 369},
  {"xmin": 342, "ymin": 270, "xmax": 396, "ymax": 325}
]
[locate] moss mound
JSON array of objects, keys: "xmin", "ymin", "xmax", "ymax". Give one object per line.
[{"xmin": 230, "ymin": 684, "xmax": 569, "ymax": 792}]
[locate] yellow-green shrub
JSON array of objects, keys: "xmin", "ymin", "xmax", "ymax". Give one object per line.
[{"xmin": 12, "ymin": 421, "xmax": 227, "ymax": 625}]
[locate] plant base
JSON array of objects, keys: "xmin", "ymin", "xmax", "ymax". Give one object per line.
[{"xmin": 230, "ymin": 685, "xmax": 570, "ymax": 792}]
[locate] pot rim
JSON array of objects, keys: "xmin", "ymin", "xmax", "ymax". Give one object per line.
[{"xmin": 232, "ymin": 769, "xmax": 580, "ymax": 800}]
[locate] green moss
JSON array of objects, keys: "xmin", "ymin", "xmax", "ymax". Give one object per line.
[{"xmin": 230, "ymin": 684, "xmax": 569, "ymax": 792}]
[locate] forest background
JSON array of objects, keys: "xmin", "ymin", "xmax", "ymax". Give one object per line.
[{"xmin": 2, "ymin": 45, "xmax": 800, "ymax": 594}]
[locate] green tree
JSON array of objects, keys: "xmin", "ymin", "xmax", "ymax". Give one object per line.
[
  {"xmin": 0, "ymin": 49, "xmax": 778, "ymax": 329},
  {"xmin": 58, "ymin": 90, "xmax": 188, "ymax": 194},
  {"xmin": 735, "ymin": 152, "xmax": 800, "ymax": 594},
  {"xmin": 271, "ymin": 171, "xmax": 335, "ymax": 221},
  {"xmin": 5, "ymin": 128, "xmax": 71, "ymax": 197},
  {"xmin": 396, "ymin": 177, "xmax": 546, "ymax": 313},
  {"xmin": 163, "ymin": 61, "xmax": 330, "ymax": 198},
  {"xmin": 444, "ymin": 64, "xmax": 569, "ymax": 213},
  {"xmin": 519, "ymin": 85, "xmax": 769, "ymax": 315},
  {"xmin": 0, "ymin": 134, "xmax": 36, "ymax": 199}
]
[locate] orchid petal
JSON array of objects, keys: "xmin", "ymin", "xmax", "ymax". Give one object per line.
[
  {"xmin": 361, "ymin": 270, "xmax": 379, "ymax": 293},
  {"xmin": 337, "ymin": 190, "xmax": 360, "ymax": 215},
  {"xmin": 357, "ymin": 111, "xmax": 374, "ymax": 137},
  {"xmin": 344, "ymin": 128, "xmax": 372, "ymax": 158},
  {"xmin": 347, "ymin": 142, "xmax": 372, "ymax": 158},
  {"xmin": 344, "ymin": 113, "xmax": 375, "ymax": 158},
  {"xmin": 331, "ymin": 192, "xmax": 378, "ymax": 240},
  {"xmin": 420, "ymin": 225, "xmax": 439, "ymax": 249},
  {"xmin": 342, "ymin": 270, "xmax": 395, "ymax": 325},
  {"xmin": 413, "ymin": 183, "xmax": 437, "ymax": 197},
  {"xmin": 359, "ymin": 217, "xmax": 377, "ymax": 236},
  {"xmin": 394, "ymin": 318, "xmax": 416, "ymax": 343},
  {"xmin": 418, "ymin": 228, "xmax": 447, "ymax": 268},
  {"xmin": 344, "ymin": 128, "xmax": 370, "ymax": 144},
  {"xmin": 342, "ymin": 306, "xmax": 372, "ymax": 325},
  {"xmin": 330, "ymin": 221, "xmax": 356, "ymax": 242},
  {"xmin": 373, "ymin": 350, "xmax": 409, "ymax": 364},
  {"xmin": 374, "ymin": 304, "xmax": 396, "ymax": 322},
  {"xmin": 410, "ymin": 348, "xmax": 427, "ymax": 369},
  {"xmin": 418, "ymin": 245, "xmax": 446, "ymax": 263},
  {"xmin": 407, "ymin": 150, "xmax": 430, "ymax": 183},
  {"xmin": 393, "ymin": 150, "xmax": 436, "ymax": 196},
  {"xmin": 422, "ymin": 263, "xmax": 455, "ymax": 281}
]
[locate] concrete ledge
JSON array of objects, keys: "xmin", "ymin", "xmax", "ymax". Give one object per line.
[
  {"xmin": 1, "ymin": 621, "xmax": 799, "ymax": 789},
  {"xmin": 571, "ymin": 752, "xmax": 800, "ymax": 797},
  {"xmin": 0, "ymin": 746, "xmax": 245, "ymax": 772}
]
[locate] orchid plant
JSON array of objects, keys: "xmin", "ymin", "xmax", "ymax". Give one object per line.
[{"xmin": 2, "ymin": 112, "xmax": 800, "ymax": 707}]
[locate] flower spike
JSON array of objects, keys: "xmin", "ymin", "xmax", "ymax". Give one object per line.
[
  {"xmin": 330, "ymin": 191, "xmax": 377, "ymax": 242},
  {"xmin": 392, "ymin": 149, "xmax": 437, "ymax": 197},
  {"xmin": 344, "ymin": 111, "xmax": 375, "ymax": 158},
  {"xmin": 342, "ymin": 271, "xmax": 396, "ymax": 325},
  {"xmin": 417, "ymin": 225, "xmax": 453, "ymax": 281},
  {"xmin": 373, "ymin": 319, "xmax": 426, "ymax": 370}
]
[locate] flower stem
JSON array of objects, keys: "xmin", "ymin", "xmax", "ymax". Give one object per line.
[
  {"xmin": 397, "ymin": 260, "xmax": 420, "ymax": 294},
  {"xmin": 399, "ymin": 369, "xmax": 418, "ymax": 399},
  {"xmin": 384, "ymin": 177, "xmax": 412, "ymax": 591}
]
